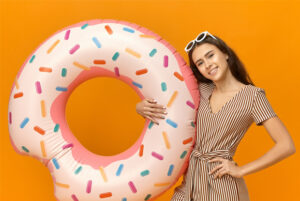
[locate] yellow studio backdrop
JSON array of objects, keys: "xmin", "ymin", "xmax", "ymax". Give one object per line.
[{"xmin": 0, "ymin": 0, "xmax": 299, "ymax": 200}]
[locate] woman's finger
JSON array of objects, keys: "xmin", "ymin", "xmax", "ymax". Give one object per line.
[
  {"xmin": 208, "ymin": 157, "xmax": 224, "ymax": 163},
  {"xmin": 144, "ymin": 115, "xmax": 159, "ymax": 125},
  {"xmin": 209, "ymin": 165, "xmax": 223, "ymax": 175}
]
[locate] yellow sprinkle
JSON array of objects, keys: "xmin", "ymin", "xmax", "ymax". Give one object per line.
[
  {"xmin": 47, "ymin": 39, "xmax": 60, "ymax": 54},
  {"xmin": 125, "ymin": 48, "xmax": 141, "ymax": 58},
  {"xmin": 162, "ymin": 131, "xmax": 170, "ymax": 149},
  {"xmin": 41, "ymin": 100, "xmax": 46, "ymax": 117},
  {"xmin": 73, "ymin": 61, "xmax": 90, "ymax": 70},
  {"xmin": 15, "ymin": 79, "xmax": 19, "ymax": 89},
  {"xmin": 167, "ymin": 91, "xmax": 178, "ymax": 108},
  {"xmin": 55, "ymin": 182, "xmax": 69, "ymax": 188},
  {"xmin": 99, "ymin": 167, "xmax": 108, "ymax": 182},
  {"xmin": 40, "ymin": 141, "xmax": 47, "ymax": 157},
  {"xmin": 154, "ymin": 182, "xmax": 171, "ymax": 187},
  {"xmin": 139, "ymin": 34, "xmax": 156, "ymax": 39}
]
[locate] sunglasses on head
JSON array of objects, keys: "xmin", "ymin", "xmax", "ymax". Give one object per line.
[{"xmin": 184, "ymin": 31, "xmax": 217, "ymax": 52}]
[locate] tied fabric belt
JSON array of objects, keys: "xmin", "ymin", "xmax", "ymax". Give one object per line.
[{"xmin": 184, "ymin": 149, "xmax": 233, "ymax": 201}]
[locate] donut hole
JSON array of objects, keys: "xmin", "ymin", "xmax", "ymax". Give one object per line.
[{"xmin": 66, "ymin": 77, "xmax": 145, "ymax": 156}]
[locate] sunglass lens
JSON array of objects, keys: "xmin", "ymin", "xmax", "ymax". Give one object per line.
[
  {"xmin": 186, "ymin": 41, "xmax": 194, "ymax": 51},
  {"xmin": 196, "ymin": 33, "xmax": 206, "ymax": 41}
]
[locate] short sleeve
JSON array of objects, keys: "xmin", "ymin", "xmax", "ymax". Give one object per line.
[{"xmin": 251, "ymin": 88, "xmax": 277, "ymax": 126}]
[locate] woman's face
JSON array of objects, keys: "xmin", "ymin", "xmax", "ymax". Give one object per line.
[{"xmin": 192, "ymin": 43, "xmax": 229, "ymax": 82}]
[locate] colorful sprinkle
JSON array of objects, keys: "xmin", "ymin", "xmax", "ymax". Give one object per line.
[
  {"xmin": 148, "ymin": 121, "xmax": 154, "ymax": 129},
  {"xmin": 122, "ymin": 198, "xmax": 127, "ymax": 201},
  {"xmin": 62, "ymin": 143, "xmax": 73, "ymax": 149},
  {"xmin": 56, "ymin": 87, "xmax": 68, "ymax": 92},
  {"xmin": 139, "ymin": 144, "xmax": 144, "ymax": 157},
  {"xmin": 47, "ymin": 39, "xmax": 60, "ymax": 54},
  {"xmin": 69, "ymin": 44, "xmax": 80, "ymax": 54},
  {"xmin": 71, "ymin": 194, "xmax": 79, "ymax": 201},
  {"xmin": 180, "ymin": 151, "xmax": 187, "ymax": 159},
  {"xmin": 186, "ymin": 100, "xmax": 195, "ymax": 109},
  {"xmin": 105, "ymin": 25, "xmax": 113, "ymax": 35},
  {"xmin": 86, "ymin": 180, "xmax": 92, "ymax": 193},
  {"xmin": 73, "ymin": 61, "xmax": 90, "ymax": 70},
  {"xmin": 132, "ymin": 81, "xmax": 142, "ymax": 88},
  {"xmin": 151, "ymin": 152, "xmax": 163, "ymax": 160},
  {"xmin": 34, "ymin": 126, "xmax": 45, "ymax": 135},
  {"xmin": 114, "ymin": 67, "xmax": 120, "ymax": 76},
  {"xmin": 39, "ymin": 67, "xmax": 52, "ymax": 72},
  {"xmin": 140, "ymin": 170, "xmax": 149, "ymax": 176},
  {"xmin": 9, "ymin": 112, "xmax": 12, "ymax": 124},
  {"xmin": 15, "ymin": 79, "xmax": 19, "ymax": 89},
  {"xmin": 163, "ymin": 55, "xmax": 168, "ymax": 67},
  {"xmin": 55, "ymin": 182, "xmax": 69, "ymax": 188},
  {"xmin": 168, "ymin": 164, "xmax": 174, "ymax": 176},
  {"xmin": 52, "ymin": 158, "xmax": 60, "ymax": 169},
  {"xmin": 112, "ymin": 52, "xmax": 119, "ymax": 61},
  {"xmin": 40, "ymin": 141, "xmax": 47, "ymax": 157},
  {"xmin": 161, "ymin": 82, "xmax": 167, "ymax": 91},
  {"xmin": 14, "ymin": 92, "xmax": 23, "ymax": 99},
  {"xmin": 149, "ymin": 49, "xmax": 157, "ymax": 57},
  {"xmin": 116, "ymin": 164, "xmax": 124, "ymax": 176},
  {"xmin": 125, "ymin": 48, "xmax": 141, "ymax": 58},
  {"xmin": 35, "ymin": 81, "xmax": 42, "ymax": 94},
  {"xmin": 20, "ymin": 117, "xmax": 29, "ymax": 128},
  {"xmin": 41, "ymin": 100, "xmax": 46, "ymax": 117},
  {"xmin": 174, "ymin": 72, "xmax": 184, "ymax": 81},
  {"xmin": 61, "ymin": 68, "xmax": 67, "ymax": 77},
  {"xmin": 139, "ymin": 34, "xmax": 156, "ymax": 39},
  {"xmin": 64, "ymin": 30, "xmax": 70, "ymax": 40},
  {"xmin": 136, "ymin": 68, "xmax": 148, "ymax": 75},
  {"xmin": 54, "ymin": 123, "xmax": 60, "ymax": 132},
  {"xmin": 99, "ymin": 192, "xmax": 112, "ymax": 198},
  {"xmin": 123, "ymin": 27, "xmax": 135, "ymax": 33},
  {"xmin": 99, "ymin": 167, "xmax": 108, "ymax": 182},
  {"xmin": 75, "ymin": 166, "xmax": 82, "ymax": 174},
  {"xmin": 166, "ymin": 119, "xmax": 177, "ymax": 128},
  {"xmin": 183, "ymin": 137, "xmax": 193, "ymax": 145},
  {"xmin": 29, "ymin": 55, "xmax": 35, "ymax": 63},
  {"xmin": 128, "ymin": 181, "xmax": 137, "ymax": 193},
  {"xmin": 22, "ymin": 146, "xmax": 29, "ymax": 152},
  {"xmin": 145, "ymin": 194, "xmax": 151, "ymax": 200},
  {"xmin": 81, "ymin": 23, "xmax": 89, "ymax": 29},
  {"xmin": 92, "ymin": 37, "xmax": 101, "ymax": 48},
  {"xmin": 191, "ymin": 122, "xmax": 195, "ymax": 127},
  {"xmin": 94, "ymin": 60, "xmax": 106, "ymax": 64},
  {"xmin": 162, "ymin": 132, "xmax": 170, "ymax": 149},
  {"xmin": 167, "ymin": 91, "xmax": 178, "ymax": 107}
]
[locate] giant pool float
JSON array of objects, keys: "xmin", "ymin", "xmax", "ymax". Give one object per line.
[{"xmin": 8, "ymin": 19, "xmax": 200, "ymax": 201}]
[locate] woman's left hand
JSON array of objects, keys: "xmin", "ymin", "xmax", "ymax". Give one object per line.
[{"xmin": 208, "ymin": 157, "xmax": 244, "ymax": 179}]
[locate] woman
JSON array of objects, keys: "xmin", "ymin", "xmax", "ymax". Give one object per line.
[{"xmin": 135, "ymin": 31, "xmax": 295, "ymax": 201}]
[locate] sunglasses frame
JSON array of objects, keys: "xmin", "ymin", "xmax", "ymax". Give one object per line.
[{"xmin": 184, "ymin": 31, "xmax": 217, "ymax": 52}]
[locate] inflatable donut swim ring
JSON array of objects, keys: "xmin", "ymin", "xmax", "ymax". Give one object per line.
[{"xmin": 8, "ymin": 19, "xmax": 200, "ymax": 201}]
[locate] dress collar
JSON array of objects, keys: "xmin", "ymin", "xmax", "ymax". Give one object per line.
[{"xmin": 199, "ymin": 82, "xmax": 215, "ymax": 100}]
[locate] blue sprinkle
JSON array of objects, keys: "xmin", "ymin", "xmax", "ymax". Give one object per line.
[
  {"xmin": 145, "ymin": 194, "xmax": 151, "ymax": 200},
  {"xmin": 149, "ymin": 49, "xmax": 157, "ymax": 57},
  {"xmin": 112, "ymin": 52, "xmax": 120, "ymax": 61},
  {"xmin": 132, "ymin": 81, "xmax": 142, "ymax": 88},
  {"xmin": 29, "ymin": 55, "xmax": 35, "ymax": 63},
  {"xmin": 166, "ymin": 119, "xmax": 177, "ymax": 128},
  {"xmin": 168, "ymin": 164, "xmax": 174, "ymax": 176},
  {"xmin": 141, "ymin": 170, "xmax": 150, "ymax": 176},
  {"xmin": 123, "ymin": 27, "xmax": 135, "ymax": 33},
  {"xmin": 180, "ymin": 151, "xmax": 187, "ymax": 159},
  {"xmin": 20, "ymin": 117, "xmax": 29, "ymax": 128},
  {"xmin": 122, "ymin": 198, "xmax": 127, "ymax": 201},
  {"xmin": 161, "ymin": 82, "xmax": 167, "ymax": 91},
  {"xmin": 52, "ymin": 158, "xmax": 60, "ymax": 169},
  {"xmin": 75, "ymin": 166, "xmax": 82, "ymax": 174},
  {"xmin": 148, "ymin": 121, "xmax": 154, "ymax": 129},
  {"xmin": 116, "ymin": 164, "xmax": 124, "ymax": 176},
  {"xmin": 54, "ymin": 124, "xmax": 60, "ymax": 132},
  {"xmin": 81, "ymin": 23, "xmax": 89, "ymax": 29},
  {"xmin": 22, "ymin": 146, "xmax": 29, "ymax": 153},
  {"xmin": 56, "ymin": 87, "xmax": 68, "ymax": 92},
  {"xmin": 92, "ymin": 37, "xmax": 101, "ymax": 48},
  {"xmin": 61, "ymin": 68, "xmax": 67, "ymax": 77}
]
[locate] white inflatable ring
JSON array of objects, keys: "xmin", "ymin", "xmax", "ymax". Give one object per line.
[{"xmin": 8, "ymin": 19, "xmax": 200, "ymax": 201}]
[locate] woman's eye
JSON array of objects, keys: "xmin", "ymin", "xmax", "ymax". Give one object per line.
[{"xmin": 209, "ymin": 54, "xmax": 214, "ymax": 58}]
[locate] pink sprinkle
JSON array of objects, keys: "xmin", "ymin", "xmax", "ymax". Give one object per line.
[
  {"xmin": 186, "ymin": 100, "xmax": 195, "ymax": 109},
  {"xmin": 9, "ymin": 112, "xmax": 12, "ymax": 124},
  {"xmin": 163, "ymin": 55, "xmax": 168, "ymax": 67},
  {"xmin": 128, "ymin": 181, "xmax": 137, "ymax": 193},
  {"xmin": 65, "ymin": 30, "xmax": 70, "ymax": 40},
  {"xmin": 71, "ymin": 194, "xmax": 79, "ymax": 201},
  {"xmin": 62, "ymin": 143, "xmax": 73, "ymax": 149},
  {"xmin": 69, "ymin": 44, "xmax": 80, "ymax": 54},
  {"xmin": 114, "ymin": 67, "xmax": 120, "ymax": 77},
  {"xmin": 86, "ymin": 180, "xmax": 92, "ymax": 193},
  {"xmin": 35, "ymin": 81, "xmax": 42, "ymax": 94},
  {"xmin": 152, "ymin": 152, "xmax": 163, "ymax": 160}
]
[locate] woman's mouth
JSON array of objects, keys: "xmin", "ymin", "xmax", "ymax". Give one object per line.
[{"xmin": 209, "ymin": 67, "xmax": 218, "ymax": 75}]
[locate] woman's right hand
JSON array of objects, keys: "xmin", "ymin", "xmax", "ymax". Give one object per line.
[{"xmin": 136, "ymin": 98, "xmax": 167, "ymax": 125}]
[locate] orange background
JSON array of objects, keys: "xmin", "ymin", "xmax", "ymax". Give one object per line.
[{"xmin": 1, "ymin": 0, "xmax": 299, "ymax": 200}]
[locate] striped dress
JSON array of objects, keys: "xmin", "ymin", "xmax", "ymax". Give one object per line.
[{"xmin": 171, "ymin": 82, "xmax": 277, "ymax": 201}]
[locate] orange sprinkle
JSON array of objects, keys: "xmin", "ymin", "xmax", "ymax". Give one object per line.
[
  {"xmin": 99, "ymin": 167, "xmax": 108, "ymax": 182},
  {"xmin": 40, "ymin": 141, "xmax": 47, "ymax": 157},
  {"xmin": 167, "ymin": 91, "xmax": 178, "ymax": 108},
  {"xmin": 183, "ymin": 137, "xmax": 193, "ymax": 145},
  {"xmin": 47, "ymin": 39, "xmax": 60, "ymax": 54},
  {"xmin": 162, "ymin": 132, "xmax": 170, "ymax": 149},
  {"xmin": 39, "ymin": 67, "xmax": 52, "ymax": 72},
  {"xmin": 105, "ymin": 25, "xmax": 113, "ymax": 35},
  {"xmin": 174, "ymin": 72, "xmax": 184, "ymax": 81},
  {"xmin": 136, "ymin": 69, "xmax": 148, "ymax": 75},
  {"xmin": 14, "ymin": 92, "xmax": 23, "ymax": 99},
  {"xmin": 125, "ymin": 48, "xmax": 141, "ymax": 58},
  {"xmin": 41, "ymin": 100, "xmax": 46, "ymax": 117},
  {"xmin": 139, "ymin": 34, "xmax": 156, "ymax": 39},
  {"xmin": 139, "ymin": 144, "xmax": 144, "ymax": 157},
  {"xmin": 73, "ymin": 61, "xmax": 90, "ymax": 70},
  {"xmin": 154, "ymin": 182, "xmax": 171, "ymax": 187},
  {"xmin": 93, "ymin": 60, "xmax": 106, "ymax": 64},
  {"xmin": 15, "ymin": 79, "xmax": 19, "ymax": 89},
  {"xmin": 55, "ymin": 182, "xmax": 69, "ymax": 188},
  {"xmin": 34, "ymin": 126, "xmax": 45, "ymax": 135},
  {"xmin": 99, "ymin": 192, "xmax": 112, "ymax": 198}
]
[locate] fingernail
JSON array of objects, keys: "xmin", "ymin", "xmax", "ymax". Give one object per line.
[
  {"xmin": 163, "ymin": 106, "xmax": 166, "ymax": 109},
  {"xmin": 164, "ymin": 112, "xmax": 168, "ymax": 114}
]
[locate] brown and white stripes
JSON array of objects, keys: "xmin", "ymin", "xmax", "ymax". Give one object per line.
[{"xmin": 171, "ymin": 82, "xmax": 277, "ymax": 201}]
